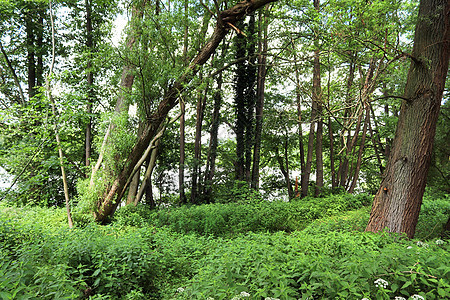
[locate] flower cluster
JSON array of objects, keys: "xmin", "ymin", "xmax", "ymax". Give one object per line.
[
  {"xmin": 394, "ymin": 297, "xmax": 406, "ymax": 300},
  {"xmin": 435, "ymin": 239, "xmax": 444, "ymax": 245},
  {"xmin": 416, "ymin": 241, "xmax": 429, "ymax": 248},
  {"xmin": 411, "ymin": 295, "xmax": 424, "ymax": 300},
  {"xmin": 374, "ymin": 278, "xmax": 389, "ymax": 289},
  {"xmin": 176, "ymin": 287, "xmax": 185, "ymax": 293},
  {"xmin": 231, "ymin": 293, "xmax": 251, "ymax": 300},
  {"xmin": 264, "ymin": 298, "xmax": 280, "ymax": 300}
]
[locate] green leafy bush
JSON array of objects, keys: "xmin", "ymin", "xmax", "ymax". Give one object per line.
[
  {"xmin": 173, "ymin": 231, "xmax": 450, "ymax": 300},
  {"xmin": 146, "ymin": 192, "xmax": 372, "ymax": 236}
]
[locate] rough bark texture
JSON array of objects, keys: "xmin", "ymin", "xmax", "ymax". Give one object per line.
[
  {"xmin": 94, "ymin": 0, "xmax": 279, "ymax": 222},
  {"xmin": 366, "ymin": 0, "xmax": 449, "ymax": 238}
]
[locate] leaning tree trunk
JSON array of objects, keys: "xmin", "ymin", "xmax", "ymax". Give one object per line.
[
  {"xmin": 366, "ymin": 0, "xmax": 449, "ymax": 238},
  {"xmin": 94, "ymin": 0, "xmax": 279, "ymax": 222}
]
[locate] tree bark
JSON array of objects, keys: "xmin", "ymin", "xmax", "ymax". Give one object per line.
[
  {"xmin": 204, "ymin": 72, "xmax": 223, "ymax": 202},
  {"xmin": 251, "ymin": 8, "xmax": 268, "ymax": 190},
  {"xmin": 94, "ymin": 0, "xmax": 279, "ymax": 222},
  {"xmin": 244, "ymin": 14, "xmax": 257, "ymax": 182},
  {"xmin": 25, "ymin": 6, "xmax": 36, "ymax": 100},
  {"xmin": 313, "ymin": 0, "xmax": 323, "ymax": 197},
  {"xmin": 179, "ymin": 0, "xmax": 188, "ymax": 205},
  {"xmin": 366, "ymin": 0, "xmax": 449, "ymax": 238},
  {"xmin": 179, "ymin": 99, "xmax": 186, "ymax": 204},
  {"xmin": 191, "ymin": 83, "xmax": 208, "ymax": 204},
  {"xmin": 348, "ymin": 105, "xmax": 370, "ymax": 193},
  {"xmin": 276, "ymin": 144, "xmax": 294, "ymax": 199},
  {"xmin": 234, "ymin": 22, "xmax": 247, "ymax": 181},
  {"xmin": 85, "ymin": 0, "xmax": 94, "ymax": 169},
  {"xmin": 90, "ymin": 4, "xmax": 143, "ymax": 183},
  {"xmin": 0, "ymin": 41, "xmax": 25, "ymax": 105},
  {"xmin": 292, "ymin": 38, "xmax": 306, "ymax": 194}
]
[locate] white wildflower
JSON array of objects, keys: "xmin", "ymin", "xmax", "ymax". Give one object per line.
[
  {"xmin": 407, "ymin": 246, "xmax": 413, "ymax": 249},
  {"xmin": 416, "ymin": 241, "xmax": 429, "ymax": 247},
  {"xmin": 176, "ymin": 287, "xmax": 185, "ymax": 293},
  {"xmin": 394, "ymin": 297, "xmax": 406, "ymax": 300},
  {"xmin": 374, "ymin": 278, "xmax": 389, "ymax": 289},
  {"xmin": 231, "ymin": 297, "xmax": 240, "ymax": 300},
  {"xmin": 240, "ymin": 292, "xmax": 250, "ymax": 297},
  {"xmin": 435, "ymin": 239, "xmax": 444, "ymax": 245},
  {"xmin": 206, "ymin": 298, "xmax": 215, "ymax": 300},
  {"xmin": 265, "ymin": 298, "xmax": 280, "ymax": 300},
  {"xmin": 411, "ymin": 295, "xmax": 425, "ymax": 300},
  {"xmin": 361, "ymin": 298, "xmax": 370, "ymax": 300}
]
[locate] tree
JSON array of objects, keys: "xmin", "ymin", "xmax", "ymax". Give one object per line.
[
  {"xmin": 366, "ymin": 0, "xmax": 449, "ymax": 238},
  {"xmin": 93, "ymin": 0, "xmax": 280, "ymax": 222}
]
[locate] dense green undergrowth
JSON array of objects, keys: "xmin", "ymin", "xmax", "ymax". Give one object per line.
[
  {"xmin": 0, "ymin": 192, "xmax": 449, "ymax": 299},
  {"xmin": 113, "ymin": 193, "xmax": 373, "ymax": 236}
]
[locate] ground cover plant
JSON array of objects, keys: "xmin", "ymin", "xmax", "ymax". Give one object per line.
[{"xmin": 0, "ymin": 191, "xmax": 449, "ymax": 299}]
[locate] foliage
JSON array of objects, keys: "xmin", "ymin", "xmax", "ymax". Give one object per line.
[
  {"xmin": 176, "ymin": 231, "xmax": 449, "ymax": 300},
  {"xmin": 1, "ymin": 191, "xmax": 449, "ymax": 299},
  {"xmin": 121, "ymin": 192, "xmax": 372, "ymax": 236}
]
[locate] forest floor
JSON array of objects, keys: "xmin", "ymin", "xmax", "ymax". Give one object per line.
[{"xmin": 0, "ymin": 191, "xmax": 449, "ymax": 299}]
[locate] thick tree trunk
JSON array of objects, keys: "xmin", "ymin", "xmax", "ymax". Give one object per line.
[
  {"xmin": 366, "ymin": 0, "xmax": 449, "ymax": 238},
  {"xmin": 94, "ymin": 0, "xmax": 279, "ymax": 222}
]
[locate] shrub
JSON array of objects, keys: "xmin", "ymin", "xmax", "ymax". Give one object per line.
[
  {"xmin": 147, "ymin": 192, "xmax": 372, "ymax": 236},
  {"xmin": 173, "ymin": 231, "xmax": 450, "ymax": 300}
]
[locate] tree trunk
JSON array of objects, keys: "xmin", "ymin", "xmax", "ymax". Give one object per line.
[
  {"xmin": 90, "ymin": 4, "xmax": 143, "ymax": 183},
  {"xmin": 292, "ymin": 38, "xmax": 306, "ymax": 194},
  {"xmin": 94, "ymin": 0, "xmax": 279, "ymax": 222},
  {"xmin": 126, "ymin": 122, "xmax": 144, "ymax": 205},
  {"xmin": 276, "ymin": 144, "xmax": 294, "ymax": 199},
  {"xmin": 244, "ymin": 14, "xmax": 257, "ymax": 182},
  {"xmin": 191, "ymin": 83, "xmax": 208, "ymax": 204},
  {"xmin": 234, "ymin": 22, "xmax": 247, "ymax": 182},
  {"xmin": 348, "ymin": 105, "xmax": 370, "ymax": 193},
  {"xmin": 313, "ymin": 0, "xmax": 323, "ymax": 197},
  {"xmin": 25, "ymin": 6, "xmax": 36, "ymax": 100},
  {"xmin": 337, "ymin": 58, "xmax": 356, "ymax": 187},
  {"xmin": 366, "ymin": 0, "xmax": 449, "ymax": 238},
  {"xmin": 47, "ymin": 1, "xmax": 73, "ymax": 228},
  {"xmin": 204, "ymin": 72, "xmax": 223, "ymax": 202},
  {"xmin": 85, "ymin": 0, "xmax": 94, "ymax": 169},
  {"xmin": 251, "ymin": 8, "xmax": 268, "ymax": 190},
  {"xmin": 179, "ymin": 99, "xmax": 186, "ymax": 204}
]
